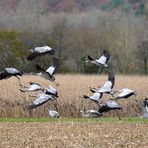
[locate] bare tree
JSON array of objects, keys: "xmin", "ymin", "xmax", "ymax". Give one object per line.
[
  {"xmin": 137, "ymin": 41, "xmax": 148, "ymax": 74},
  {"xmin": 50, "ymin": 17, "xmax": 68, "ymax": 57}
]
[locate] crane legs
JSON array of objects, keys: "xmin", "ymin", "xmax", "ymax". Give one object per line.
[{"xmin": 115, "ymin": 110, "xmax": 121, "ymax": 120}]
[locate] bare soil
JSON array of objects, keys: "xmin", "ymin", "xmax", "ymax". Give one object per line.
[{"xmin": 0, "ymin": 122, "xmax": 147, "ymax": 148}]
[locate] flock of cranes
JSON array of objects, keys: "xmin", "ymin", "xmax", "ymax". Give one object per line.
[{"xmin": 0, "ymin": 46, "xmax": 148, "ymax": 119}]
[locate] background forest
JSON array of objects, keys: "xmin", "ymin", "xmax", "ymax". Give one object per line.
[{"xmin": 0, "ymin": 0, "xmax": 148, "ymax": 74}]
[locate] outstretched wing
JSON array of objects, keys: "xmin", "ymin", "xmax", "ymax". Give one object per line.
[
  {"xmin": 0, "ymin": 67, "xmax": 21, "ymax": 80},
  {"xmin": 27, "ymin": 46, "xmax": 55, "ymax": 61},
  {"xmin": 96, "ymin": 50, "xmax": 110, "ymax": 65},
  {"xmin": 46, "ymin": 57, "xmax": 60, "ymax": 76},
  {"xmin": 98, "ymin": 105, "xmax": 111, "ymax": 113},
  {"xmin": 0, "ymin": 71, "xmax": 10, "ymax": 80},
  {"xmin": 116, "ymin": 89, "xmax": 135, "ymax": 99},
  {"xmin": 27, "ymin": 52, "xmax": 39, "ymax": 61},
  {"xmin": 24, "ymin": 72, "xmax": 51, "ymax": 80},
  {"xmin": 90, "ymin": 92, "xmax": 102, "ymax": 101},
  {"xmin": 29, "ymin": 94, "xmax": 52, "ymax": 109}
]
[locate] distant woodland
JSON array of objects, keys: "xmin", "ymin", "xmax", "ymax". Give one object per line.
[{"xmin": 0, "ymin": 0, "xmax": 148, "ymax": 74}]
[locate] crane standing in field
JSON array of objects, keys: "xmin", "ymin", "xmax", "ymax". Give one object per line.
[
  {"xmin": 48, "ymin": 109, "xmax": 60, "ymax": 118},
  {"xmin": 137, "ymin": 98, "xmax": 148, "ymax": 118},
  {"xmin": 142, "ymin": 98, "xmax": 148, "ymax": 118},
  {"xmin": 80, "ymin": 109, "xmax": 102, "ymax": 118}
]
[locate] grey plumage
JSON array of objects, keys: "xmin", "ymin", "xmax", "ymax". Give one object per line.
[
  {"xmin": 86, "ymin": 50, "xmax": 110, "ymax": 68},
  {"xmin": 27, "ymin": 46, "xmax": 55, "ymax": 61}
]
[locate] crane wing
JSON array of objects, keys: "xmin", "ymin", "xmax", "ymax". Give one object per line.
[
  {"xmin": 27, "ymin": 46, "xmax": 54, "ymax": 61},
  {"xmin": 96, "ymin": 55, "xmax": 107, "ymax": 65},
  {"xmin": 97, "ymin": 81, "xmax": 112, "ymax": 93},
  {"xmin": 106, "ymin": 101, "xmax": 121, "ymax": 109},
  {"xmin": 117, "ymin": 89, "xmax": 134, "ymax": 98},
  {"xmin": 46, "ymin": 66, "xmax": 55, "ymax": 76},
  {"xmin": 90, "ymin": 92, "xmax": 102, "ymax": 101},
  {"xmin": 29, "ymin": 94, "xmax": 52, "ymax": 109},
  {"xmin": 27, "ymin": 52, "xmax": 39, "ymax": 61},
  {"xmin": 28, "ymin": 84, "xmax": 42, "ymax": 91},
  {"xmin": 0, "ymin": 71, "xmax": 10, "ymax": 80}
]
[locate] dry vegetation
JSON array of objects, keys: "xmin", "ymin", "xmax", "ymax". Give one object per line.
[
  {"xmin": 0, "ymin": 74, "xmax": 148, "ymax": 147},
  {"xmin": 0, "ymin": 74, "xmax": 148, "ymax": 118},
  {"xmin": 0, "ymin": 122, "xmax": 147, "ymax": 147}
]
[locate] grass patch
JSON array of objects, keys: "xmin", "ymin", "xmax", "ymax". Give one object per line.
[{"xmin": 0, "ymin": 117, "xmax": 147, "ymax": 123}]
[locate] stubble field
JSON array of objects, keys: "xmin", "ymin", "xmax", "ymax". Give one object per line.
[
  {"xmin": 0, "ymin": 74, "xmax": 148, "ymax": 118},
  {"xmin": 0, "ymin": 121, "xmax": 147, "ymax": 147},
  {"xmin": 0, "ymin": 74, "xmax": 148, "ymax": 147}
]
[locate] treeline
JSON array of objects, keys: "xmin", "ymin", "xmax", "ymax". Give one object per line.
[{"xmin": 0, "ymin": 6, "xmax": 148, "ymax": 74}]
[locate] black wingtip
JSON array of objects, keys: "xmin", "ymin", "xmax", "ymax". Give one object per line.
[
  {"xmin": 89, "ymin": 88, "xmax": 96, "ymax": 93},
  {"xmin": 19, "ymin": 89, "xmax": 25, "ymax": 93},
  {"xmin": 83, "ymin": 95, "xmax": 89, "ymax": 99},
  {"xmin": 88, "ymin": 55, "xmax": 94, "ymax": 61},
  {"xmin": 98, "ymin": 105, "xmax": 110, "ymax": 113},
  {"xmin": 50, "ymin": 49, "xmax": 55, "ymax": 55},
  {"xmin": 103, "ymin": 49, "xmax": 110, "ymax": 55}
]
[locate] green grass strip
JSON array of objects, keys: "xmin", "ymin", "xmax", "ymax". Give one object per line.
[{"xmin": 0, "ymin": 117, "xmax": 147, "ymax": 123}]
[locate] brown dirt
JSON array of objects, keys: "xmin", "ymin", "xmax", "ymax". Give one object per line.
[{"xmin": 0, "ymin": 122, "xmax": 147, "ymax": 148}]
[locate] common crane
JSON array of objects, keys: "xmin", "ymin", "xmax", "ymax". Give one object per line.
[
  {"xmin": 80, "ymin": 92, "xmax": 103, "ymax": 105},
  {"xmin": 98, "ymin": 100, "xmax": 122, "ymax": 120},
  {"xmin": 20, "ymin": 82, "xmax": 44, "ymax": 92},
  {"xmin": 90, "ymin": 73, "xmax": 115, "ymax": 98},
  {"xmin": 115, "ymin": 88, "xmax": 137, "ymax": 100},
  {"xmin": 0, "ymin": 67, "xmax": 22, "ymax": 86},
  {"xmin": 36, "ymin": 57, "xmax": 60, "ymax": 86},
  {"xmin": 80, "ymin": 109, "xmax": 102, "ymax": 118},
  {"xmin": 29, "ymin": 93, "xmax": 57, "ymax": 109},
  {"xmin": 48, "ymin": 109, "xmax": 60, "ymax": 118},
  {"xmin": 27, "ymin": 46, "xmax": 55, "ymax": 61},
  {"xmin": 86, "ymin": 50, "xmax": 110, "ymax": 68}
]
